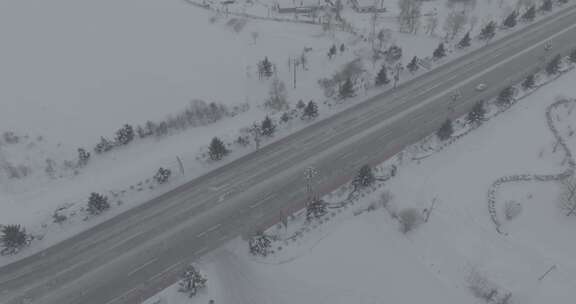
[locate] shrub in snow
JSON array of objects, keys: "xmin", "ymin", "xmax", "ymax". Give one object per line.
[
  {"xmin": 479, "ymin": 21, "xmax": 496, "ymax": 41},
  {"xmin": 521, "ymin": 5, "xmax": 536, "ymax": 22},
  {"xmin": 457, "ymin": 32, "xmax": 471, "ymax": 49},
  {"xmin": 301, "ymin": 100, "xmax": 319, "ymax": 120},
  {"xmin": 94, "ymin": 136, "xmax": 113, "ymax": 154},
  {"xmin": 87, "ymin": 192, "xmax": 110, "ymax": 216},
  {"xmin": 115, "ymin": 124, "xmax": 135, "ymax": 146},
  {"xmin": 496, "ymin": 86, "xmax": 515, "ymax": 108},
  {"xmin": 546, "ymin": 55, "xmax": 562, "ymax": 75},
  {"xmin": 502, "ymin": 11, "xmax": 518, "ymax": 28},
  {"xmin": 467, "ymin": 101, "xmax": 486, "ymax": 125},
  {"xmin": 52, "ymin": 210, "xmax": 67, "ymax": 224},
  {"xmin": 398, "ymin": 208, "xmax": 423, "ymax": 233},
  {"xmin": 260, "ymin": 116, "xmax": 276, "ymax": 137},
  {"xmin": 77, "ymin": 148, "xmax": 91, "ymax": 167},
  {"xmin": 433, "ymin": 43, "xmax": 446, "ymax": 60},
  {"xmin": 296, "ymin": 100, "xmax": 306, "ymax": 109},
  {"xmin": 208, "ymin": 137, "xmax": 229, "ymax": 161},
  {"xmin": 375, "ymin": 65, "xmax": 390, "ymax": 86},
  {"xmin": 1, "ymin": 224, "xmax": 30, "ymax": 255},
  {"xmin": 353, "ymin": 165, "xmax": 375, "ymax": 188},
  {"xmin": 327, "ymin": 44, "xmax": 337, "ymax": 59},
  {"xmin": 541, "ymin": 0, "xmax": 552, "ymax": 11},
  {"xmin": 318, "ymin": 59, "xmax": 364, "ymax": 98},
  {"xmin": 235, "ymin": 135, "xmax": 250, "ymax": 147},
  {"xmin": 280, "ymin": 112, "xmax": 291, "ymax": 124},
  {"xmin": 407, "ymin": 56, "xmax": 419, "ymax": 73},
  {"xmin": 154, "ymin": 167, "xmax": 171, "ymax": 184},
  {"xmin": 306, "ymin": 197, "xmax": 328, "ymax": 220},
  {"xmin": 522, "ymin": 74, "xmax": 536, "ymax": 90},
  {"xmin": 339, "ymin": 77, "xmax": 355, "ymax": 99},
  {"xmin": 379, "ymin": 191, "xmax": 393, "ymax": 209},
  {"xmin": 436, "ymin": 119, "xmax": 453, "ymax": 141},
  {"xmin": 504, "ymin": 201, "xmax": 522, "ymax": 220},
  {"xmin": 249, "ymin": 233, "xmax": 273, "ymax": 257},
  {"xmin": 177, "ymin": 265, "xmax": 207, "ymax": 297},
  {"xmin": 3, "ymin": 131, "xmax": 19, "ymax": 144}
]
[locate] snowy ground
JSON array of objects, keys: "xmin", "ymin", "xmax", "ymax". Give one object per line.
[
  {"xmin": 143, "ymin": 61, "xmax": 576, "ymax": 303},
  {"xmin": 0, "ymin": 0, "xmax": 571, "ymax": 265}
]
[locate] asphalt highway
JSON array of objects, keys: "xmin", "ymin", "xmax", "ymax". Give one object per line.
[{"xmin": 1, "ymin": 6, "xmax": 576, "ymax": 304}]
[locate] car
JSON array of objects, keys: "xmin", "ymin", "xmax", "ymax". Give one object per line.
[{"xmin": 475, "ymin": 83, "xmax": 487, "ymax": 91}]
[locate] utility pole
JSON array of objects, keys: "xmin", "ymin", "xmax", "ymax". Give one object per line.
[
  {"xmin": 304, "ymin": 166, "xmax": 319, "ymax": 202},
  {"xmin": 293, "ymin": 56, "xmax": 297, "ymax": 89},
  {"xmin": 176, "ymin": 156, "xmax": 185, "ymax": 176}
]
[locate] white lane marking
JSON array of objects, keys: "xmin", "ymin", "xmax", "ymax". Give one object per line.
[
  {"xmin": 194, "ymin": 246, "xmax": 210, "ymax": 256},
  {"xmin": 207, "ymin": 224, "xmax": 221, "ymax": 232},
  {"xmin": 249, "ymin": 193, "xmax": 278, "ymax": 209},
  {"xmin": 209, "ymin": 183, "xmax": 229, "ymax": 191},
  {"xmin": 127, "ymin": 258, "xmax": 158, "ymax": 277},
  {"xmin": 149, "ymin": 261, "xmax": 183, "ymax": 282},
  {"xmin": 103, "ymin": 286, "xmax": 140, "ymax": 304}
]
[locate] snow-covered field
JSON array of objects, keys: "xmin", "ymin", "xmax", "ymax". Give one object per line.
[
  {"xmin": 0, "ymin": 0, "xmax": 570, "ymax": 265},
  {"xmin": 143, "ymin": 63, "xmax": 576, "ymax": 303}
]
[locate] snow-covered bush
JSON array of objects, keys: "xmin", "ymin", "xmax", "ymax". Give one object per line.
[
  {"xmin": 86, "ymin": 192, "xmax": 110, "ymax": 216},
  {"xmin": 1, "ymin": 224, "xmax": 31, "ymax": 256},
  {"xmin": 177, "ymin": 265, "xmax": 207, "ymax": 297},
  {"xmin": 154, "ymin": 167, "xmax": 172, "ymax": 184},
  {"xmin": 249, "ymin": 233, "xmax": 273, "ymax": 257},
  {"xmin": 398, "ymin": 208, "xmax": 423, "ymax": 233},
  {"xmin": 306, "ymin": 197, "xmax": 328, "ymax": 220},
  {"xmin": 353, "ymin": 165, "xmax": 375, "ymax": 188}
]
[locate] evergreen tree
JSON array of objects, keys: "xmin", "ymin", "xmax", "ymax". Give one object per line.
[
  {"xmin": 327, "ymin": 45, "xmax": 337, "ymax": 59},
  {"xmin": 522, "ymin": 5, "xmax": 536, "ymax": 22},
  {"xmin": 433, "ymin": 43, "xmax": 446, "ymax": 60},
  {"xmin": 1, "ymin": 224, "xmax": 28, "ymax": 255},
  {"xmin": 467, "ymin": 101, "xmax": 486, "ymax": 124},
  {"xmin": 570, "ymin": 48, "xmax": 576, "ymax": 63},
  {"xmin": 339, "ymin": 77, "xmax": 355, "ymax": 99},
  {"xmin": 541, "ymin": 0, "xmax": 552, "ymax": 11},
  {"xmin": 436, "ymin": 119, "xmax": 453, "ymax": 141},
  {"xmin": 479, "ymin": 21, "xmax": 497, "ymax": 40},
  {"xmin": 353, "ymin": 164, "xmax": 375, "ymax": 188},
  {"xmin": 115, "ymin": 124, "xmax": 135, "ymax": 145},
  {"xmin": 502, "ymin": 11, "xmax": 518, "ymax": 28},
  {"xmin": 154, "ymin": 167, "xmax": 172, "ymax": 184},
  {"xmin": 306, "ymin": 197, "xmax": 327, "ymax": 220},
  {"xmin": 259, "ymin": 57, "xmax": 273, "ymax": 78},
  {"xmin": 497, "ymin": 86, "xmax": 515, "ymax": 108},
  {"xmin": 407, "ymin": 56, "xmax": 420, "ymax": 73},
  {"xmin": 457, "ymin": 32, "xmax": 471, "ymax": 49},
  {"xmin": 178, "ymin": 265, "xmax": 207, "ymax": 297},
  {"xmin": 87, "ymin": 192, "xmax": 110, "ymax": 215},
  {"xmin": 302, "ymin": 100, "xmax": 319, "ymax": 120},
  {"xmin": 296, "ymin": 99, "xmax": 306, "ymax": 109},
  {"xmin": 340, "ymin": 43, "xmax": 346, "ymax": 52},
  {"xmin": 77, "ymin": 148, "xmax": 90, "ymax": 167},
  {"xmin": 546, "ymin": 55, "xmax": 562, "ymax": 75},
  {"xmin": 94, "ymin": 136, "xmax": 113, "ymax": 154},
  {"xmin": 522, "ymin": 74, "xmax": 536, "ymax": 90},
  {"xmin": 260, "ymin": 116, "xmax": 276, "ymax": 137},
  {"xmin": 208, "ymin": 137, "xmax": 229, "ymax": 161},
  {"xmin": 280, "ymin": 112, "xmax": 291, "ymax": 123},
  {"xmin": 264, "ymin": 77, "xmax": 288, "ymax": 111},
  {"xmin": 375, "ymin": 65, "xmax": 390, "ymax": 86}
]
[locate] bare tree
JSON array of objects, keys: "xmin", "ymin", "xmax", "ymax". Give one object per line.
[
  {"xmin": 444, "ymin": 10, "xmax": 468, "ymax": 40},
  {"xmin": 398, "ymin": 0, "xmax": 422, "ymax": 34},
  {"xmin": 425, "ymin": 14, "xmax": 439, "ymax": 36},
  {"xmin": 264, "ymin": 77, "xmax": 288, "ymax": 111},
  {"xmin": 560, "ymin": 175, "xmax": 576, "ymax": 216}
]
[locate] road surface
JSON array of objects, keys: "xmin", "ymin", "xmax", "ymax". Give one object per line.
[{"xmin": 1, "ymin": 5, "xmax": 576, "ymax": 304}]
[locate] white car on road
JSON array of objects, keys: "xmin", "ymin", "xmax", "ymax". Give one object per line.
[{"xmin": 475, "ymin": 83, "xmax": 487, "ymax": 91}]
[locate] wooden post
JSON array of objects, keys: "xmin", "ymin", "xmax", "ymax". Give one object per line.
[{"xmin": 538, "ymin": 265, "xmax": 556, "ymax": 282}]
